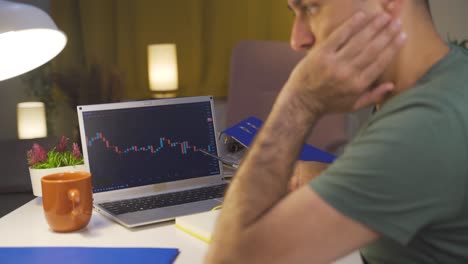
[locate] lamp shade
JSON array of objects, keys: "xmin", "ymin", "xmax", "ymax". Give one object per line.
[
  {"xmin": 17, "ymin": 102, "xmax": 47, "ymax": 139},
  {"xmin": 148, "ymin": 43, "xmax": 178, "ymax": 92},
  {"xmin": 0, "ymin": 0, "xmax": 67, "ymax": 82}
]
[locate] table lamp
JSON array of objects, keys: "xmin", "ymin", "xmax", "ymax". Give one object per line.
[
  {"xmin": 147, "ymin": 43, "xmax": 179, "ymax": 98},
  {"xmin": 0, "ymin": 0, "xmax": 67, "ymax": 82},
  {"xmin": 17, "ymin": 101, "xmax": 47, "ymax": 139}
]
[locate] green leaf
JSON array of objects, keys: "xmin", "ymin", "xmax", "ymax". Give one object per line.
[{"xmin": 28, "ymin": 142, "xmax": 84, "ymax": 169}]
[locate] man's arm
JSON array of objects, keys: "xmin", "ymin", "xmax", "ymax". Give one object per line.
[
  {"xmin": 289, "ymin": 161, "xmax": 329, "ymax": 192},
  {"xmin": 206, "ymin": 12, "xmax": 406, "ymax": 263},
  {"xmin": 207, "ymin": 90, "xmax": 379, "ymax": 264}
]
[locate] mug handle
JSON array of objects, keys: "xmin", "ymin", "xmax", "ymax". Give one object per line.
[{"xmin": 67, "ymin": 189, "xmax": 81, "ymax": 216}]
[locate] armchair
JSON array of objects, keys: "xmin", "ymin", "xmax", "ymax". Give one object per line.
[{"xmin": 226, "ymin": 40, "xmax": 369, "ymax": 155}]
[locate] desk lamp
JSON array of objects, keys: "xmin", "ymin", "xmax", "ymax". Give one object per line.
[
  {"xmin": 148, "ymin": 43, "xmax": 179, "ymax": 98},
  {"xmin": 17, "ymin": 101, "xmax": 47, "ymax": 139},
  {"xmin": 0, "ymin": 0, "xmax": 67, "ymax": 139},
  {"xmin": 0, "ymin": 0, "xmax": 67, "ymax": 82}
]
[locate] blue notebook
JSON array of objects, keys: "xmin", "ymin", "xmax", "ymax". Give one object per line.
[
  {"xmin": 0, "ymin": 247, "xmax": 179, "ymax": 264},
  {"xmin": 221, "ymin": 116, "xmax": 336, "ymax": 163}
]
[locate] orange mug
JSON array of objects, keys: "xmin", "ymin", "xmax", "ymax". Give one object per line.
[{"xmin": 41, "ymin": 171, "xmax": 93, "ymax": 232}]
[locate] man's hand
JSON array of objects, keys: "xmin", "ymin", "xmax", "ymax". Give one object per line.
[
  {"xmin": 286, "ymin": 12, "xmax": 406, "ymax": 115},
  {"xmin": 289, "ymin": 161, "xmax": 328, "ymax": 192}
]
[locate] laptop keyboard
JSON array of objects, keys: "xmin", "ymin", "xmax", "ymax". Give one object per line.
[{"xmin": 99, "ymin": 184, "xmax": 228, "ymax": 215}]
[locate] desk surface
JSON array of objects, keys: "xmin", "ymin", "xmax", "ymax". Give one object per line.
[{"xmin": 0, "ymin": 198, "xmax": 362, "ymax": 264}]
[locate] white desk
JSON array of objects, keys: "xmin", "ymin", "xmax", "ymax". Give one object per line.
[{"xmin": 0, "ymin": 198, "xmax": 362, "ymax": 264}]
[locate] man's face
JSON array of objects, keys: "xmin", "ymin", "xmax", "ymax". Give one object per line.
[{"xmin": 288, "ymin": 0, "xmax": 382, "ymax": 51}]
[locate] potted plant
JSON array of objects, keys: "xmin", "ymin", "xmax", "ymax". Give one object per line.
[{"xmin": 27, "ymin": 136, "xmax": 87, "ymax": 196}]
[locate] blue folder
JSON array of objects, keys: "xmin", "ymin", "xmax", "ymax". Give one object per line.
[
  {"xmin": 0, "ymin": 247, "xmax": 179, "ymax": 264},
  {"xmin": 221, "ymin": 116, "xmax": 336, "ymax": 163}
]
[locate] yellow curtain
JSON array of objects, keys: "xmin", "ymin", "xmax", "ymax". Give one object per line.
[{"xmin": 50, "ymin": 0, "xmax": 293, "ymax": 100}]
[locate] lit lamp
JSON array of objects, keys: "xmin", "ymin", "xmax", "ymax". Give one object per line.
[
  {"xmin": 0, "ymin": 0, "xmax": 67, "ymax": 81},
  {"xmin": 17, "ymin": 102, "xmax": 47, "ymax": 139},
  {"xmin": 148, "ymin": 43, "xmax": 179, "ymax": 98}
]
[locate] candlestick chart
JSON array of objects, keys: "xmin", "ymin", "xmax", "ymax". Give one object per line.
[{"xmin": 81, "ymin": 101, "xmax": 221, "ymax": 193}]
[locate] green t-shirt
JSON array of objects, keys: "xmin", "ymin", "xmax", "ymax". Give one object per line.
[{"xmin": 310, "ymin": 45, "xmax": 468, "ymax": 263}]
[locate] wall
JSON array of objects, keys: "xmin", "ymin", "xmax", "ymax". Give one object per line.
[
  {"xmin": 0, "ymin": 78, "xmax": 29, "ymax": 140},
  {"xmin": 430, "ymin": 0, "xmax": 468, "ymax": 41}
]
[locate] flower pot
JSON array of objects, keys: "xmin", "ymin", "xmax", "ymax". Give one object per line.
[{"xmin": 29, "ymin": 165, "xmax": 88, "ymax": 196}]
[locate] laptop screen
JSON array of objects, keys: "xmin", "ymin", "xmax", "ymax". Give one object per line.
[{"xmin": 78, "ymin": 97, "xmax": 221, "ymax": 193}]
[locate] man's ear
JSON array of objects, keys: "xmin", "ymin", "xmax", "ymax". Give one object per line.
[{"xmin": 380, "ymin": 0, "xmax": 404, "ymax": 18}]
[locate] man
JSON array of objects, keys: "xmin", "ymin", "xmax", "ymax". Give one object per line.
[{"xmin": 206, "ymin": 0, "xmax": 468, "ymax": 263}]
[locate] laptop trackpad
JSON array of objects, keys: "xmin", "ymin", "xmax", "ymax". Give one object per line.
[{"xmin": 118, "ymin": 199, "xmax": 222, "ymax": 227}]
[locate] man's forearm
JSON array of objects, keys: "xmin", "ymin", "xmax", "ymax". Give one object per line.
[
  {"xmin": 207, "ymin": 87, "xmax": 321, "ymax": 260},
  {"xmin": 226, "ymin": 88, "xmax": 321, "ymax": 223}
]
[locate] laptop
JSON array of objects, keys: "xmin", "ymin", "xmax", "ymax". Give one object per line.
[{"xmin": 77, "ymin": 96, "xmax": 228, "ymax": 228}]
